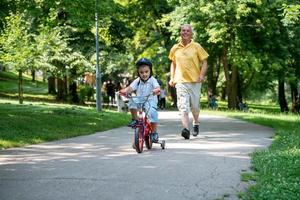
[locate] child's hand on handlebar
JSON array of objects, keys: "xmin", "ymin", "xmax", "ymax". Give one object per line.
[
  {"xmin": 119, "ymin": 89, "xmax": 129, "ymax": 97},
  {"xmin": 152, "ymin": 88, "xmax": 161, "ymax": 95}
]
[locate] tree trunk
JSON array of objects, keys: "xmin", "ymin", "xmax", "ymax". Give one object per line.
[
  {"xmin": 290, "ymin": 82, "xmax": 299, "ymax": 113},
  {"xmin": 48, "ymin": 75, "xmax": 56, "ymax": 94},
  {"xmin": 237, "ymin": 72, "xmax": 243, "ymax": 103},
  {"xmin": 57, "ymin": 78, "xmax": 67, "ymax": 101},
  {"xmin": 230, "ymin": 65, "xmax": 238, "ymax": 108},
  {"xmin": 69, "ymin": 68, "xmax": 79, "ymax": 103},
  {"xmin": 42, "ymin": 70, "xmax": 47, "ymax": 82},
  {"xmin": 222, "ymin": 46, "xmax": 238, "ymax": 109},
  {"xmin": 31, "ymin": 70, "xmax": 35, "ymax": 82},
  {"xmin": 278, "ymin": 76, "xmax": 289, "ymax": 112},
  {"xmin": 207, "ymin": 62, "xmax": 214, "ymax": 94},
  {"xmin": 18, "ymin": 70, "xmax": 23, "ymax": 104},
  {"xmin": 0, "ymin": 63, "xmax": 5, "ymax": 71},
  {"xmin": 221, "ymin": 86, "xmax": 226, "ymax": 101},
  {"xmin": 69, "ymin": 82, "xmax": 79, "ymax": 103},
  {"xmin": 207, "ymin": 56, "xmax": 221, "ymax": 96},
  {"xmin": 223, "ymin": 47, "xmax": 231, "ymax": 105},
  {"xmin": 64, "ymin": 75, "xmax": 68, "ymax": 97}
]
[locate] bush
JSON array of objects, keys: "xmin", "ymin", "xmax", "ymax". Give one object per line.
[{"xmin": 78, "ymin": 85, "xmax": 95, "ymax": 103}]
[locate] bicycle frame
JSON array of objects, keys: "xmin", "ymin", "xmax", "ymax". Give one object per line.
[
  {"xmin": 131, "ymin": 95, "xmax": 152, "ymax": 153},
  {"xmin": 118, "ymin": 91, "xmax": 165, "ymax": 153}
]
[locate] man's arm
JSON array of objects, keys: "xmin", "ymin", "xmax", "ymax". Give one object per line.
[
  {"xmin": 199, "ymin": 59, "xmax": 208, "ymax": 83},
  {"xmin": 168, "ymin": 62, "xmax": 176, "ymax": 87}
]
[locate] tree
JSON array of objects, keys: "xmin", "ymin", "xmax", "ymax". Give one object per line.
[
  {"xmin": 282, "ymin": 4, "xmax": 300, "ymax": 113},
  {"xmin": 0, "ymin": 13, "xmax": 36, "ymax": 104}
]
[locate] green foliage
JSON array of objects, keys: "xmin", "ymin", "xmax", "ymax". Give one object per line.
[
  {"xmin": 78, "ymin": 84, "xmax": 95, "ymax": 103},
  {"xmin": 0, "ymin": 0, "xmax": 15, "ymax": 30},
  {"xmin": 0, "ymin": 13, "xmax": 33, "ymax": 72},
  {"xmin": 281, "ymin": 4, "xmax": 300, "ymax": 27},
  {"xmin": 1, "ymin": 0, "xmax": 299, "ymax": 108}
]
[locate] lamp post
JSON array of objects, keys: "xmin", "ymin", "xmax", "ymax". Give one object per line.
[{"xmin": 95, "ymin": 0, "xmax": 101, "ymax": 111}]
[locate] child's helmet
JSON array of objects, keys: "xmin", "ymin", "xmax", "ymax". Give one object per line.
[
  {"xmin": 136, "ymin": 58, "xmax": 152, "ymax": 67},
  {"xmin": 136, "ymin": 58, "xmax": 153, "ymax": 76}
]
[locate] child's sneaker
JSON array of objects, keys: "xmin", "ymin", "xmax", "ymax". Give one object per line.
[
  {"xmin": 127, "ymin": 119, "xmax": 138, "ymax": 127},
  {"xmin": 192, "ymin": 124, "xmax": 199, "ymax": 136},
  {"xmin": 151, "ymin": 132, "xmax": 159, "ymax": 143},
  {"xmin": 181, "ymin": 128, "xmax": 190, "ymax": 139}
]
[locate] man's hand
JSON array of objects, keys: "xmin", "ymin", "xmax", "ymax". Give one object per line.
[
  {"xmin": 168, "ymin": 79, "xmax": 175, "ymax": 87},
  {"xmin": 198, "ymin": 75, "xmax": 205, "ymax": 83}
]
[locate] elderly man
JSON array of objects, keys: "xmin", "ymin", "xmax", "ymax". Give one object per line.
[{"xmin": 168, "ymin": 24, "xmax": 209, "ymax": 139}]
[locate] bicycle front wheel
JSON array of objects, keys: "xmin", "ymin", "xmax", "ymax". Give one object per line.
[
  {"xmin": 134, "ymin": 126, "xmax": 144, "ymax": 153},
  {"xmin": 145, "ymin": 134, "xmax": 152, "ymax": 150}
]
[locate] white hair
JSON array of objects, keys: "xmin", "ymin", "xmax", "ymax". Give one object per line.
[{"xmin": 180, "ymin": 24, "xmax": 193, "ymax": 33}]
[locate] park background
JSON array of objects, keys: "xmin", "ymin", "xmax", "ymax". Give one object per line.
[{"xmin": 0, "ymin": 0, "xmax": 299, "ymax": 199}]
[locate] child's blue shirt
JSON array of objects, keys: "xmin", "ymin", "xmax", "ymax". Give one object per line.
[
  {"xmin": 128, "ymin": 76, "xmax": 160, "ymax": 123},
  {"xmin": 129, "ymin": 76, "xmax": 160, "ymax": 105}
]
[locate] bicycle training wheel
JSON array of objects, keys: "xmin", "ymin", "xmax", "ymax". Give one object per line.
[
  {"xmin": 161, "ymin": 140, "xmax": 166, "ymax": 149},
  {"xmin": 134, "ymin": 127, "xmax": 144, "ymax": 153},
  {"xmin": 145, "ymin": 134, "xmax": 153, "ymax": 150}
]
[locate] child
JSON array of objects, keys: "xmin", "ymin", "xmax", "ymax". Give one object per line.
[{"xmin": 120, "ymin": 58, "xmax": 160, "ymax": 142}]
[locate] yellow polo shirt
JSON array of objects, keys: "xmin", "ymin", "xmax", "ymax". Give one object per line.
[{"xmin": 169, "ymin": 40, "xmax": 209, "ymax": 83}]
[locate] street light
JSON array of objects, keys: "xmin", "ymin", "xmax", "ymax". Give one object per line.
[{"xmin": 95, "ymin": 0, "xmax": 101, "ymax": 111}]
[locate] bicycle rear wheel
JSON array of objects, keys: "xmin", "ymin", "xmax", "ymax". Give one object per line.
[{"xmin": 134, "ymin": 126, "xmax": 144, "ymax": 153}]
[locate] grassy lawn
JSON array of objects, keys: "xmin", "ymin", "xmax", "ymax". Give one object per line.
[
  {"xmin": 210, "ymin": 110, "xmax": 300, "ymax": 200},
  {"xmin": 0, "ymin": 71, "xmax": 55, "ymax": 101},
  {"xmin": 0, "ymin": 71, "xmax": 130, "ymax": 149},
  {"xmin": 0, "ymin": 99, "xmax": 130, "ymax": 149}
]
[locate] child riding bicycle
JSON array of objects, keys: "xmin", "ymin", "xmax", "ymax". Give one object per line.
[{"xmin": 119, "ymin": 58, "xmax": 161, "ymax": 143}]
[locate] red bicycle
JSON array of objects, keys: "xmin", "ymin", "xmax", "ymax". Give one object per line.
[{"xmin": 119, "ymin": 92, "xmax": 165, "ymax": 153}]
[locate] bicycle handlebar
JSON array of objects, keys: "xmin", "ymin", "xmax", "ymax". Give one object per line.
[
  {"xmin": 118, "ymin": 91, "xmax": 152, "ymax": 100},
  {"xmin": 117, "ymin": 91, "xmax": 153, "ymax": 113}
]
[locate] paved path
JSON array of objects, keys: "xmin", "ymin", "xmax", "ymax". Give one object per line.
[{"xmin": 0, "ymin": 111, "xmax": 273, "ymax": 200}]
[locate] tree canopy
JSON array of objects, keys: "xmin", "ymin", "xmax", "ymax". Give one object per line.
[{"xmin": 0, "ymin": 0, "xmax": 299, "ymax": 112}]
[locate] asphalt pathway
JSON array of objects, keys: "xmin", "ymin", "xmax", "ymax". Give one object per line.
[{"xmin": 0, "ymin": 111, "xmax": 273, "ymax": 200}]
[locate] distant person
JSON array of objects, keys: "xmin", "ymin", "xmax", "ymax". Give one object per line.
[
  {"xmin": 167, "ymin": 77, "xmax": 177, "ymax": 108},
  {"xmin": 238, "ymin": 101, "xmax": 248, "ymax": 112},
  {"xmin": 159, "ymin": 88, "xmax": 166, "ymax": 109},
  {"xmin": 237, "ymin": 97, "xmax": 248, "ymax": 112},
  {"xmin": 168, "ymin": 24, "xmax": 209, "ymax": 139},
  {"xmin": 101, "ymin": 81, "xmax": 107, "ymax": 103},
  {"xmin": 106, "ymin": 79, "xmax": 115, "ymax": 106},
  {"xmin": 208, "ymin": 92, "xmax": 218, "ymax": 109},
  {"xmin": 119, "ymin": 58, "xmax": 161, "ymax": 143}
]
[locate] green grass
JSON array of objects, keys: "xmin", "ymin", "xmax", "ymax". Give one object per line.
[
  {"xmin": 0, "ymin": 99, "xmax": 130, "ymax": 149},
  {"xmin": 206, "ymin": 110, "xmax": 300, "ymax": 200},
  {"xmin": 0, "ymin": 71, "xmax": 54, "ymax": 101},
  {"xmin": 0, "ymin": 71, "xmax": 130, "ymax": 149}
]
